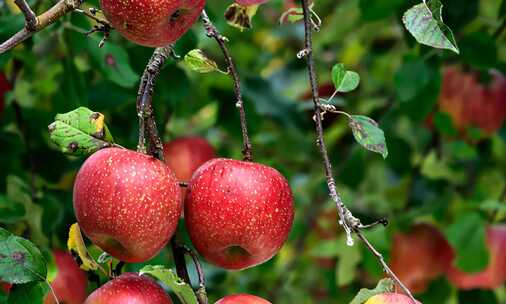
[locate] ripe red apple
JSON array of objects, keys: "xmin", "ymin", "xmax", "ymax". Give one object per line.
[
  {"xmin": 0, "ymin": 72, "xmax": 11, "ymax": 115},
  {"xmin": 446, "ymin": 225, "xmax": 506, "ymax": 290},
  {"xmin": 389, "ymin": 224, "xmax": 453, "ymax": 293},
  {"xmin": 185, "ymin": 158, "xmax": 294, "ymax": 270},
  {"xmin": 163, "ymin": 136, "xmax": 216, "ymax": 182},
  {"xmin": 84, "ymin": 272, "xmax": 172, "ymax": 304},
  {"xmin": 438, "ymin": 66, "xmax": 506, "ymax": 135},
  {"xmin": 100, "ymin": 0, "xmax": 206, "ymax": 47},
  {"xmin": 365, "ymin": 293, "xmax": 421, "ymax": 304},
  {"xmin": 73, "ymin": 147, "xmax": 181, "ymax": 262},
  {"xmin": 44, "ymin": 250, "xmax": 88, "ymax": 304},
  {"xmin": 215, "ymin": 294, "xmax": 271, "ymax": 304}
]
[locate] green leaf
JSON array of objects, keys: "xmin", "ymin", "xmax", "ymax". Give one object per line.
[
  {"xmin": 0, "ymin": 195, "xmax": 25, "ymax": 224},
  {"xmin": 335, "ymin": 236, "xmax": 362, "ymax": 287},
  {"xmin": 402, "ymin": 0, "xmax": 459, "ymax": 53},
  {"xmin": 349, "ymin": 278, "xmax": 395, "ymax": 304},
  {"xmin": 0, "ymin": 227, "xmax": 47, "ymax": 284},
  {"xmin": 394, "ymin": 59, "xmax": 431, "ymax": 103},
  {"xmin": 280, "ymin": 7, "xmax": 304, "ymax": 24},
  {"xmin": 331, "ymin": 64, "xmax": 360, "ymax": 93},
  {"xmin": 444, "ymin": 213, "xmax": 489, "ymax": 273},
  {"xmin": 7, "ymin": 281, "xmax": 49, "ymax": 304},
  {"xmin": 349, "ymin": 115, "xmax": 388, "ymax": 158},
  {"xmin": 183, "ymin": 50, "xmax": 220, "ymax": 74},
  {"xmin": 139, "ymin": 265, "xmax": 198, "ymax": 304},
  {"xmin": 86, "ymin": 37, "xmax": 139, "ymax": 88},
  {"xmin": 48, "ymin": 107, "xmax": 115, "ymax": 155},
  {"xmin": 225, "ymin": 3, "xmax": 259, "ymax": 31}
]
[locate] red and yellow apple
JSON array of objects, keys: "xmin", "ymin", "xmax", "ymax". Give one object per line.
[
  {"xmin": 100, "ymin": 0, "xmax": 206, "ymax": 47},
  {"xmin": 389, "ymin": 224, "xmax": 453, "ymax": 293},
  {"xmin": 44, "ymin": 250, "xmax": 88, "ymax": 304},
  {"xmin": 185, "ymin": 158, "xmax": 294, "ymax": 270},
  {"xmin": 365, "ymin": 293, "xmax": 421, "ymax": 304},
  {"xmin": 446, "ymin": 225, "xmax": 506, "ymax": 290},
  {"xmin": 215, "ymin": 294, "xmax": 271, "ymax": 304},
  {"xmin": 73, "ymin": 148, "xmax": 181, "ymax": 262},
  {"xmin": 84, "ymin": 272, "xmax": 172, "ymax": 304}
]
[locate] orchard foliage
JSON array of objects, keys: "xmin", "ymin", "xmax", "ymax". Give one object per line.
[{"xmin": 0, "ymin": 0, "xmax": 505, "ymax": 303}]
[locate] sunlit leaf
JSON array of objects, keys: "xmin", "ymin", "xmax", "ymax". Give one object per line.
[
  {"xmin": 184, "ymin": 50, "xmax": 220, "ymax": 74},
  {"xmin": 402, "ymin": 0, "xmax": 459, "ymax": 53},
  {"xmin": 332, "ymin": 64, "xmax": 360, "ymax": 93},
  {"xmin": 67, "ymin": 223, "xmax": 99, "ymax": 271},
  {"xmin": 139, "ymin": 265, "xmax": 198, "ymax": 304},
  {"xmin": 225, "ymin": 3, "xmax": 258, "ymax": 31},
  {"xmin": 349, "ymin": 115, "xmax": 388, "ymax": 158}
]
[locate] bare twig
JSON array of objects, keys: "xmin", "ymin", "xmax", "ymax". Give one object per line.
[
  {"xmin": 298, "ymin": 0, "xmax": 417, "ymax": 302},
  {"xmin": 201, "ymin": 10, "xmax": 252, "ymax": 161},
  {"xmin": 0, "ymin": 0, "xmax": 84, "ymax": 54}
]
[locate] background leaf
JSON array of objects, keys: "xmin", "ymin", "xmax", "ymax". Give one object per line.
[{"xmin": 349, "ymin": 115, "xmax": 388, "ymax": 158}]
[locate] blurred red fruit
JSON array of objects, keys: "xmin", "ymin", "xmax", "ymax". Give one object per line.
[
  {"xmin": 365, "ymin": 293, "xmax": 421, "ymax": 304},
  {"xmin": 0, "ymin": 282, "xmax": 11, "ymax": 294},
  {"xmin": 0, "ymin": 72, "xmax": 11, "ymax": 115},
  {"xmin": 215, "ymin": 294, "xmax": 271, "ymax": 304}
]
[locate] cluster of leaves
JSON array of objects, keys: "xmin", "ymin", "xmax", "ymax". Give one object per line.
[{"xmin": 0, "ymin": 0, "xmax": 505, "ymax": 303}]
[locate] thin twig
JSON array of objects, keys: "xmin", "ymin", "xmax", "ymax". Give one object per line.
[
  {"xmin": 0, "ymin": 0, "xmax": 84, "ymax": 54},
  {"xmin": 201, "ymin": 10, "xmax": 252, "ymax": 161},
  {"xmin": 298, "ymin": 0, "xmax": 417, "ymax": 302}
]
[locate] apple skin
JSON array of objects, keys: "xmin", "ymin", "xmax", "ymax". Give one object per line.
[
  {"xmin": 389, "ymin": 224, "xmax": 453, "ymax": 293},
  {"xmin": 44, "ymin": 250, "xmax": 88, "ymax": 304},
  {"xmin": 438, "ymin": 66, "xmax": 506, "ymax": 135},
  {"xmin": 446, "ymin": 225, "xmax": 506, "ymax": 290},
  {"xmin": 185, "ymin": 158, "xmax": 294, "ymax": 270},
  {"xmin": 73, "ymin": 148, "xmax": 181, "ymax": 263},
  {"xmin": 100, "ymin": 0, "xmax": 205, "ymax": 47},
  {"xmin": 365, "ymin": 293, "xmax": 421, "ymax": 304},
  {"xmin": 215, "ymin": 294, "xmax": 271, "ymax": 304},
  {"xmin": 84, "ymin": 272, "xmax": 172, "ymax": 304},
  {"xmin": 163, "ymin": 136, "xmax": 216, "ymax": 182}
]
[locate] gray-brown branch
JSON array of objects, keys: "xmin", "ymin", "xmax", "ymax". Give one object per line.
[
  {"xmin": 201, "ymin": 9, "xmax": 252, "ymax": 161},
  {"xmin": 298, "ymin": 0, "xmax": 417, "ymax": 302}
]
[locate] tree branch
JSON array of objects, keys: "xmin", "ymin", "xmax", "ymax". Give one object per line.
[
  {"xmin": 0, "ymin": 0, "xmax": 84, "ymax": 54},
  {"xmin": 298, "ymin": 0, "xmax": 417, "ymax": 302},
  {"xmin": 201, "ymin": 10, "xmax": 252, "ymax": 161}
]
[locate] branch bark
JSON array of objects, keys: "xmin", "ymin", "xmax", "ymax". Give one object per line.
[
  {"xmin": 201, "ymin": 10, "xmax": 252, "ymax": 161},
  {"xmin": 0, "ymin": 0, "xmax": 84, "ymax": 54},
  {"xmin": 298, "ymin": 0, "xmax": 417, "ymax": 302}
]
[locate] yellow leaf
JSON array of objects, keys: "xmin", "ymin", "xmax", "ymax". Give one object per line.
[{"xmin": 67, "ymin": 223, "xmax": 99, "ymax": 271}]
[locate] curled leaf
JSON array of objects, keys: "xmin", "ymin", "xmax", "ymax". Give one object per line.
[
  {"xmin": 184, "ymin": 49, "xmax": 220, "ymax": 74},
  {"xmin": 225, "ymin": 3, "xmax": 258, "ymax": 31},
  {"xmin": 67, "ymin": 223, "xmax": 99, "ymax": 271}
]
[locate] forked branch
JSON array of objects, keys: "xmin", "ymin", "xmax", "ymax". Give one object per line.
[{"xmin": 298, "ymin": 0, "xmax": 417, "ymax": 302}]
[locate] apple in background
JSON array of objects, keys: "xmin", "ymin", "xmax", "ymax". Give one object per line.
[
  {"xmin": 44, "ymin": 250, "xmax": 88, "ymax": 304},
  {"xmin": 235, "ymin": 0, "xmax": 268, "ymax": 5},
  {"xmin": 0, "ymin": 282, "xmax": 11, "ymax": 294},
  {"xmin": 389, "ymin": 224, "xmax": 453, "ymax": 293},
  {"xmin": 163, "ymin": 136, "xmax": 216, "ymax": 183},
  {"xmin": 73, "ymin": 148, "xmax": 181, "ymax": 262},
  {"xmin": 446, "ymin": 225, "xmax": 506, "ymax": 290},
  {"xmin": 185, "ymin": 158, "xmax": 294, "ymax": 270},
  {"xmin": 84, "ymin": 272, "xmax": 172, "ymax": 304},
  {"xmin": 365, "ymin": 293, "xmax": 421, "ymax": 304},
  {"xmin": 438, "ymin": 66, "xmax": 506, "ymax": 136},
  {"xmin": 215, "ymin": 294, "xmax": 271, "ymax": 304},
  {"xmin": 100, "ymin": 0, "xmax": 205, "ymax": 47},
  {"xmin": 0, "ymin": 72, "xmax": 11, "ymax": 115}
]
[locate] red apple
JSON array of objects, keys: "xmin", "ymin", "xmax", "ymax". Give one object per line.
[
  {"xmin": 73, "ymin": 147, "xmax": 181, "ymax": 262},
  {"xmin": 389, "ymin": 224, "xmax": 453, "ymax": 293},
  {"xmin": 84, "ymin": 272, "xmax": 172, "ymax": 304},
  {"xmin": 0, "ymin": 72, "xmax": 11, "ymax": 115},
  {"xmin": 185, "ymin": 158, "xmax": 294, "ymax": 270},
  {"xmin": 44, "ymin": 250, "xmax": 88, "ymax": 304},
  {"xmin": 365, "ymin": 293, "xmax": 421, "ymax": 304},
  {"xmin": 446, "ymin": 225, "xmax": 506, "ymax": 290},
  {"xmin": 100, "ymin": 0, "xmax": 206, "ymax": 47},
  {"xmin": 438, "ymin": 66, "xmax": 506, "ymax": 135},
  {"xmin": 163, "ymin": 136, "xmax": 216, "ymax": 182},
  {"xmin": 0, "ymin": 282, "xmax": 11, "ymax": 294},
  {"xmin": 215, "ymin": 294, "xmax": 271, "ymax": 304}
]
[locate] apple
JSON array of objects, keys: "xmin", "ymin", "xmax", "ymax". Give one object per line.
[
  {"xmin": 100, "ymin": 0, "xmax": 206, "ymax": 47},
  {"xmin": 235, "ymin": 0, "xmax": 268, "ymax": 5},
  {"xmin": 84, "ymin": 272, "xmax": 172, "ymax": 303},
  {"xmin": 365, "ymin": 293, "xmax": 421, "ymax": 304},
  {"xmin": 0, "ymin": 72, "xmax": 11, "ymax": 115},
  {"xmin": 438, "ymin": 66, "xmax": 506, "ymax": 135},
  {"xmin": 163, "ymin": 136, "xmax": 216, "ymax": 183},
  {"xmin": 185, "ymin": 158, "xmax": 294, "ymax": 270},
  {"xmin": 389, "ymin": 224, "xmax": 453, "ymax": 293},
  {"xmin": 0, "ymin": 282, "xmax": 11, "ymax": 294},
  {"xmin": 446, "ymin": 225, "xmax": 506, "ymax": 290},
  {"xmin": 215, "ymin": 294, "xmax": 271, "ymax": 304},
  {"xmin": 44, "ymin": 250, "xmax": 88, "ymax": 304},
  {"xmin": 73, "ymin": 147, "xmax": 181, "ymax": 262}
]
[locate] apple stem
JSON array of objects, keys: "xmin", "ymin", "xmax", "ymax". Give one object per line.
[
  {"xmin": 0, "ymin": 0, "xmax": 85, "ymax": 54},
  {"xmin": 201, "ymin": 10, "xmax": 253, "ymax": 162},
  {"xmin": 298, "ymin": 0, "xmax": 418, "ymax": 303}
]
